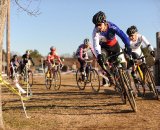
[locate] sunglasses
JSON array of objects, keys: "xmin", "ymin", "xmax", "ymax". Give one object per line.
[{"xmin": 95, "ymin": 23, "xmax": 102, "ymax": 27}]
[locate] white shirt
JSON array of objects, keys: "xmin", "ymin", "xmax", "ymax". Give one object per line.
[{"xmin": 130, "ymin": 33, "xmax": 154, "ymax": 56}]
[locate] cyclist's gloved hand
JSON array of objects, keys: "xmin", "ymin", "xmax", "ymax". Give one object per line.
[
  {"xmin": 150, "ymin": 51, "xmax": 155, "ymax": 57},
  {"xmin": 60, "ymin": 64, "xmax": 63, "ymax": 69},
  {"xmin": 97, "ymin": 54, "xmax": 104, "ymax": 66}
]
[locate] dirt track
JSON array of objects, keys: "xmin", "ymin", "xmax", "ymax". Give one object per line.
[{"xmin": 2, "ymin": 73, "xmax": 160, "ymax": 130}]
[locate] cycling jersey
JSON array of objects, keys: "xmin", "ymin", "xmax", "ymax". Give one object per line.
[
  {"xmin": 47, "ymin": 52, "xmax": 62, "ymax": 64},
  {"xmin": 76, "ymin": 44, "xmax": 95, "ymax": 60},
  {"xmin": 130, "ymin": 33, "xmax": 154, "ymax": 57},
  {"xmin": 21, "ymin": 54, "xmax": 34, "ymax": 66},
  {"xmin": 92, "ymin": 21, "xmax": 130, "ymax": 56}
]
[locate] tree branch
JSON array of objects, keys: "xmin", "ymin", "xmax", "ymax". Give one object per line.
[{"xmin": 14, "ymin": 0, "xmax": 41, "ymax": 16}]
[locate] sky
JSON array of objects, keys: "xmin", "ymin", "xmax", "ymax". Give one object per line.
[{"xmin": 3, "ymin": 0, "xmax": 160, "ymax": 57}]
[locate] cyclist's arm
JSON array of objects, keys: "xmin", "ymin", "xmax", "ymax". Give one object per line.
[
  {"xmin": 112, "ymin": 23, "xmax": 130, "ymax": 48},
  {"xmin": 92, "ymin": 28, "xmax": 102, "ymax": 57},
  {"xmin": 79, "ymin": 48, "xmax": 84, "ymax": 60},
  {"xmin": 89, "ymin": 45, "xmax": 96, "ymax": 58},
  {"xmin": 29, "ymin": 57, "xmax": 35, "ymax": 66},
  {"xmin": 141, "ymin": 35, "xmax": 154, "ymax": 52},
  {"xmin": 54, "ymin": 54, "xmax": 62, "ymax": 64},
  {"xmin": 47, "ymin": 55, "xmax": 51, "ymax": 63}
]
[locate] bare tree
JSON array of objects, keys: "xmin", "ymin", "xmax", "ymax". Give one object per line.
[
  {"xmin": 14, "ymin": 0, "xmax": 41, "ymax": 16},
  {"xmin": 0, "ymin": 0, "xmax": 41, "ymax": 129},
  {"xmin": 0, "ymin": 1, "xmax": 8, "ymax": 129}
]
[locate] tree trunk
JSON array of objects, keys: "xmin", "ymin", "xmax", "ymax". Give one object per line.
[{"xmin": 0, "ymin": 0, "xmax": 8, "ymax": 129}]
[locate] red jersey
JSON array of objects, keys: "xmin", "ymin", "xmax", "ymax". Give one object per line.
[{"xmin": 47, "ymin": 52, "xmax": 62, "ymax": 64}]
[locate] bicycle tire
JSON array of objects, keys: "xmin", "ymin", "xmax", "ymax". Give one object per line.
[
  {"xmin": 53, "ymin": 71, "xmax": 61, "ymax": 90},
  {"xmin": 114, "ymin": 74, "xmax": 127, "ymax": 104},
  {"xmin": 45, "ymin": 73, "xmax": 52, "ymax": 89},
  {"xmin": 76, "ymin": 69, "xmax": 86, "ymax": 90},
  {"xmin": 28, "ymin": 71, "xmax": 33, "ymax": 87},
  {"xmin": 90, "ymin": 69, "xmax": 100, "ymax": 93},
  {"xmin": 119, "ymin": 69, "xmax": 137, "ymax": 112},
  {"xmin": 145, "ymin": 65, "xmax": 159, "ymax": 99},
  {"xmin": 134, "ymin": 66, "xmax": 145, "ymax": 97}
]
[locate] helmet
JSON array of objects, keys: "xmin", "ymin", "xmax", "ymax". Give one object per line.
[
  {"xmin": 50, "ymin": 46, "xmax": 56, "ymax": 51},
  {"xmin": 83, "ymin": 38, "xmax": 89, "ymax": 45},
  {"xmin": 13, "ymin": 55, "xmax": 18, "ymax": 59},
  {"xmin": 126, "ymin": 25, "xmax": 138, "ymax": 36},
  {"xmin": 26, "ymin": 50, "xmax": 30, "ymax": 55},
  {"xmin": 92, "ymin": 11, "xmax": 106, "ymax": 25}
]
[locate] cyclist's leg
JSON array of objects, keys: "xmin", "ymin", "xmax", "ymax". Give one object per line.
[
  {"xmin": 78, "ymin": 58, "xmax": 86, "ymax": 80},
  {"xmin": 130, "ymin": 52, "xmax": 140, "ymax": 81},
  {"xmin": 100, "ymin": 42, "xmax": 121, "ymax": 86}
]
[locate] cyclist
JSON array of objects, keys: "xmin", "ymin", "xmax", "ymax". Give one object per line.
[
  {"xmin": 76, "ymin": 38, "xmax": 96, "ymax": 80},
  {"xmin": 20, "ymin": 50, "xmax": 35, "ymax": 74},
  {"xmin": 92, "ymin": 11, "xmax": 131, "ymax": 87},
  {"xmin": 10, "ymin": 54, "xmax": 20, "ymax": 79},
  {"xmin": 46, "ymin": 46, "xmax": 63, "ymax": 77},
  {"xmin": 126, "ymin": 25, "xmax": 155, "ymax": 80}
]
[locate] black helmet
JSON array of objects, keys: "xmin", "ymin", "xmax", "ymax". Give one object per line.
[
  {"xmin": 50, "ymin": 46, "xmax": 56, "ymax": 51},
  {"xmin": 126, "ymin": 25, "xmax": 138, "ymax": 36},
  {"xmin": 92, "ymin": 11, "xmax": 106, "ymax": 25},
  {"xmin": 83, "ymin": 38, "xmax": 89, "ymax": 45},
  {"xmin": 13, "ymin": 55, "xmax": 18, "ymax": 59}
]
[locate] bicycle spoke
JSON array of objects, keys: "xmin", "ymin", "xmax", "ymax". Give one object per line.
[
  {"xmin": 76, "ymin": 69, "xmax": 86, "ymax": 90},
  {"xmin": 91, "ymin": 69, "xmax": 100, "ymax": 93}
]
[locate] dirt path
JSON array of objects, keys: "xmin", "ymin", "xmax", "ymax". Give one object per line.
[{"xmin": 2, "ymin": 73, "xmax": 160, "ymax": 130}]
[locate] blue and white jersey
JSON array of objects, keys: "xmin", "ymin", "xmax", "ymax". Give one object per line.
[{"xmin": 92, "ymin": 21, "xmax": 130, "ymax": 57}]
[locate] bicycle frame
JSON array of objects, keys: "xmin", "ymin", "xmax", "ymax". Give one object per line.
[
  {"xmin": 76, "ymin": 60, "xmax": 100, "ymax": 92},
  {"xmin": 21, "ymin": 63, "xmax": 32, "ymax": 97},
  {"xmin": 45, "ymin": 62, "xmax": 61, "ymax": 90}
]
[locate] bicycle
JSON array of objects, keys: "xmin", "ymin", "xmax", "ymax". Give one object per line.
[
  {"xmin": 103, "ymin": 51, "xmax": 137, "ymax": 112},
  {"xmin": 45, "ymin": 61, "xmax": 61, "ymax": 90},
  {"xmin": 76, "ymin": 60, "xmax": 100, "ymax": 93},
  {"xmin": 132, "ymin": 56, "xmax": 159, "ymax": 99}
]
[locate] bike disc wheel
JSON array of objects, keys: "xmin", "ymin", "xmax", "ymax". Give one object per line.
[
  {"xmin": 76, "ymin": 69, "xmax": 86, "ymax": 90},
  {"xmin": 90, "ymin": 69, "xmax": 100, "ymax": 93}
]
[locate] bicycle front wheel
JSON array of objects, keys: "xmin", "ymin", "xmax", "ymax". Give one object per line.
[
  {"xmin": 28, "ymin": 71, "xmax": 33, "ymax": 87},
  {"xmin": 76, "ymin": 69, "xmax": 86, "ymax": 90},
  {"xmin": 90, "ymin": 69, "xmax": 100, "ymax": 93},
  {"xmin": 120, "ymin": 69, "xmax": 137, "ymax": 112},
  {"xmin": 145, "ymin": 66, "xmax": 159, "ymax": 99},
  {"xmin": 53, "ymin": 71, "xmax": 61, "ymax": 90},
  {"xmin": 45, "ymin": 73, "xmax": 52, "ymax": 89}
]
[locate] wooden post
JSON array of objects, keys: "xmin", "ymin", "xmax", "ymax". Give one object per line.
[
  {"xmin": 154, "ymin": 32, "xmax": 160, "ymax": 86},
  {"xmin": 6, "ymin": 0, "xmax": 10, "ymax": 76}
]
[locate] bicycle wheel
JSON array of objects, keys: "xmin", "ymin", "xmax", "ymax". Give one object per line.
[
  {"xmin": 114, "ymin": 75, "xmax": 126, "ymax": 104},
  {"xmin": 53, "ymin": 71, "xmax": 61, "ymax": 90},
  {"xmin": 76, "ymin": 69, "xmax": 86, "ymax": 90},
  {"xmin": 120, "ymin": 69, "xmax": 137, "ymax": 112},
  {"xmin": 134, "ymin": 67, "xmax": 145, "ymax": 97},
  {"xmin": 20, "ymin": 74, "xmax": 32, "ymax": 96},
  {"xmin": 145, "ymin": 66, "xmax": 159, "ymax": 99},
  {"xmin": 45, "ymin": 72, "xmax": 52, "ymax": 89},
  {"xmin": 90, "ymin": 69, "xmax": 100, "ymax": 93},
  {"xmin": 28, "ymin": 71, "xmax": 33, "ymax": 87}
]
